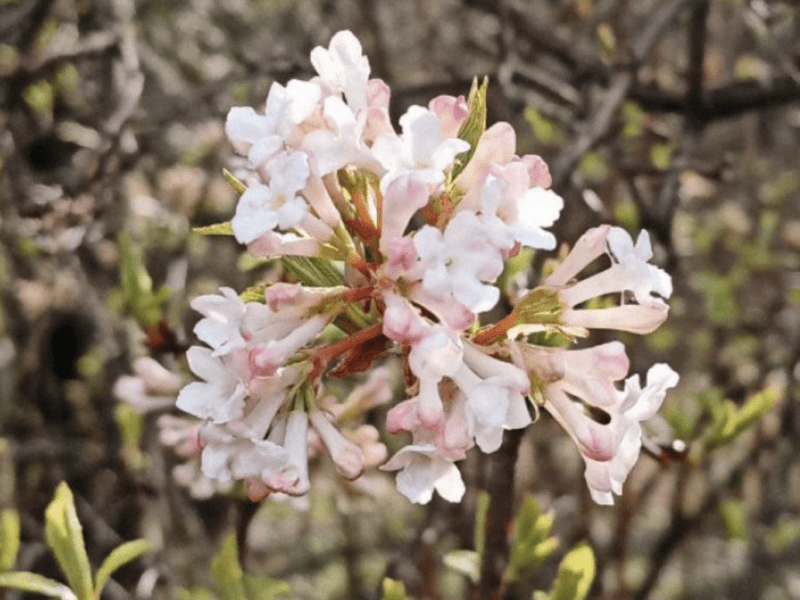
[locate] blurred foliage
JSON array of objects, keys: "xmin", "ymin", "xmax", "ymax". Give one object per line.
[{"xmin": 0, "ymin": 483, "xmax": 151, "ymax": 600}]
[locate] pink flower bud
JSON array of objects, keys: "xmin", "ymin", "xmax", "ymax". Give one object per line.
[{"xmin": 309, "ymin": 411, "xmax": 364, "ymax": 480}]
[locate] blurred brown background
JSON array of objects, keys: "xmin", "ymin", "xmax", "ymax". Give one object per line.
[{"xmin": 1, "ymin": 0, "xmax": 799, "ymax": 599}]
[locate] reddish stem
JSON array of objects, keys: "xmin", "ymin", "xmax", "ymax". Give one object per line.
[
  {"xmin": 342, "ymin": 286, "xmax": 373, "ymax": 304},
  {"xmin": 471, "ymin": 312, "xmax": 521, "ymax": 346},
  {"xmin": 311, "ymin": 323, "xmax": 383, "ymax": 379}
]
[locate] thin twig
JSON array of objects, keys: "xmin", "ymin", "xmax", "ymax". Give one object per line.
[{"xmin": 550, "ymin": 0, "xmax": 692, "ymax": 189}]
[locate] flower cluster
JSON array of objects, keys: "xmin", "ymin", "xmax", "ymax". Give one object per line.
[{"xmin": 169, "ymin": 30, "xmax": 678, "ymax": 505}]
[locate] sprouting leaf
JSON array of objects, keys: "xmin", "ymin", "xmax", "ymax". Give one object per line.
[
  {"xmin": 506, "ymin": 495, "xmax": 558, "ymax": 583},
  {"xmin": 94, "ymin": 539, "xmax": 152, "ymax": 596},
  {"xmin": 443, "ymin": 550, "xmax": 481, "ymax": 584},
  {"xmin": 0, "ymin": 572, "xmax": 77, "ymax": 600},
  {"xmin": 194, "ymin": 221, "xmax": 234, "ymax": 236},
  {"xmin": 211, "ymin": 533, "xmax": 248, "ymax": 600},
  {"xmin": 451, "ymin": 76, "xmax": 488, "ymax": 181},
  {"xmin": 704, "ymin": 386, "xmax": 780, "ymax": 453},
  {"xmin": 381, "ymin": 577, "xmax": 409, "ymax": 600},
  {"xmin": 118, "ymin": 233, "xmax": 170, "ymax": 328},
  {"xmin": 44, "ymin": 482, "xmax": 93, "ymax": 600},
  {"xmin": 0, "ymin": 508, "xmax": 21, "ymax": 571},
  {"xmin": 549, "ymin": 542, "xmax": 596, "ymax": 600}
]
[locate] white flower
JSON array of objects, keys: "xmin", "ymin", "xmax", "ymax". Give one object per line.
[
  {"xmin": 477, "ymin": 169, "xmax": 563, "ymax": 251},
  {"xmin": 408, "ymin": 327, "xmax": 464, "ymax": 427},
  {"xmin": 414, "ymin": 211, "xmax": 504, "ymax": 313},
  {"xmin": 559, "ymin": 227, "xmax": 672, "ymax": 308},
  {"xmin": 247, "ymin": 315, "xmax": 328, "ymax": 378},
  {"xmin": 114, "ymin": 357, "xmax": 182, "ymax": 412},
  {"xmin": 543, "ymin": 225, "xmax": 672, "ymax": 334},
  {"xmin": 309, "ymin": 410, "xmax": 364, "ymax": 480},
  {"xmin": 456, "ymin": 342, "xmax": 532, "ymax": 452},
  {"xmin": 381, "ymin": 444, "xmax": 465, "ymax": 504},
  {"xmin": 266, "ymin": 412, "xmax": 311, "ymax": 496},
  {"xmin": 177, "ymin": 346, "xmax": 246, "ymax": 423},
  {"xmin": 225, "ymin": 106, "xmax": 283, "ymax": 169},
  {"xmin": 373, "ymin": 105, "xmax": 470, "ymax": 192},
  {"xmin": 310, "ymin": 30, "xmax": 371, "ymax": 113},
  {"xmin": 199, "ymin": 422, "xmax": 297, "ymax": 485},
  {"xmin": 302, "ymin": 96, "xmax": 382, "ymax": 175},
  {"xmin": 583, "ymin": 364, "xmax": 679, "ymax": 504},
  {"xmin": 191, "ymin": 287, "xmax": 248, "ymax": 356},
  {"xmin": 231, "ymin": 151, "xmax": 310, "ymax": 244}
]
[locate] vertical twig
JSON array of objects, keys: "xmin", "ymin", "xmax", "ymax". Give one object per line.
[{"xmin": 476, "ymin": 428, "xmax": 525, "ymax": 600}]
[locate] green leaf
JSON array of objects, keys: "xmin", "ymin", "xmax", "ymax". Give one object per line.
[
  {"xmin": 0, "ymin": 508, "xmax": 21, "ymax": 571},
  {"xmin": 211, "ymin": 533, "xmax": 248, "ymax": 600},
  {"xmin": 193, "ymin": 221, "xmax": 234, "ymax": 236},
  {"xmin": 281, "ymin": 256, "xmax": 343, "ymax": 287},
  {"xmin": 381, "ymin": 577, "xmax": 409, "ymax": 600},
  {"xmin": 497, "ymin": 247, "xmax": 534, "ymax": 298},
  {"xmin": 719, "ymin": 499, "xmax": 748, "ymax": 542},
  {"xmin": 549, "ymin": 542, "xmax": 595, "ymax": 600},
  {"xmin": 451, "ymin": 76, "xmax": 488, "ymax": 182},
  {"xmin": 118, "ymin": 233, "xmax": 167, "ymax": 328},
  {"xmin": 114, "ymin": 404, "xmax": 146, "ymax": 471},
  {"xmin": 44, "ymin": 482, "xmax": 94, "ymax": 600},
  {"xmin": 94, "ymin": 539, "xmax": 152, "ymax": 596},
  {"xmin": 244, "ymin": 575, "xmax": 292, "ymax": 600},
  {"xmin": 223, "ymin": 169, "xmax": 248, "ymax": 195},
  {"xmin": 704, "ymin": 386, "xmax": 780, "ymax": 453},
  {"xmin": 0, "ymin": 571, "xmax": 77, "ymax": 599},
  {"xmin": 507, "ymin": 496, "xmax": 558, "ymax": 583},
  {"xmin": 443, "ymin": 550, "xmax": 481, "ymax": 584}
]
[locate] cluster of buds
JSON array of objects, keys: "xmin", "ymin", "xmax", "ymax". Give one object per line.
[{"xmin": 173, "ymin": 30, "xmax": 678, "ymax": 505}]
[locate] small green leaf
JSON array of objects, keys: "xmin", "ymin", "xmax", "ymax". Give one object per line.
[
  {"xmin": 381, "ymin": 577, "xmax": 409, "ymax": 600},
  {"xmin": 507, "ymin": 496, "xmax": 558, "ymax": 583},
  {"xmin": 44, "ymin": 482, "xmax": 93, "ymax": 600},
  {"xmin": 244, "ymin": 575, "xmax": 292, "ymax": 600},
  {"xmin": 549, "ymin": 542, "xmax": 595, "ymax": 600},
  {"xmin": 0, "ymin": 508, "xmax": 21, "ymax": 571},
  {"xmin": 114, "ymin": 404, "xmax": 146, "ymax": 471},
  {"xmin": 704, "ymin": 386, "xmax": 780, "ymax": 453},
  {"xmin": 194, "ymin": 221, "xmax": 234, "ymax": 236},
  {"xmin": 94, "ymin": 539, "xmax": 152, "ymax": 596},
  {"xmin": 497, "ymin": 247, "xmax": 534, "ymax": 298},
  {"xmin": 118, "ymin": 233, "xmax": 167, "ymax": 327},
  {"xmin": 763, "ymin": 517, "xmax": 800, "ymax": 554},
  {"xmin": 211, "ymin": 533, "xmax": 248, "ymax": 600},
  {"xmin": 719, "ymin": 499, "xmax": 748, "ymax": 542},
  {"xmin": 0, "ymin": 571, "xmax": 77, "ymax": 599},
  {"xmin": 223, "ymin": 169, "xmax": 248, "ymax": 194},
  {"xmin": 443, "ymin": 550, "xmax": 481, "ymax": 583},
  {"xmin": 451, "ymin": 76, "xmax": 488, "ymax": 181}
]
